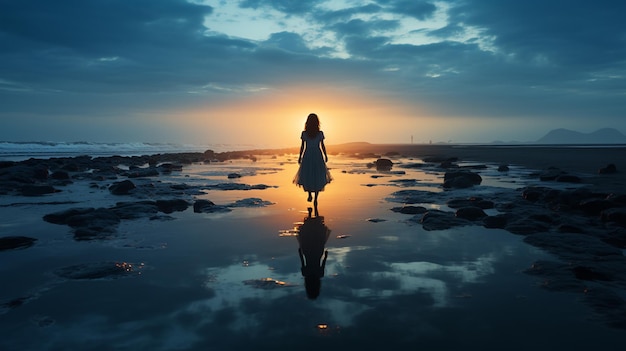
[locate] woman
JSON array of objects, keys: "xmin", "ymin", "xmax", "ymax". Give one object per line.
[{"xmin": 293, "ymin": 113, "xmax": 332, "ymax": 203}]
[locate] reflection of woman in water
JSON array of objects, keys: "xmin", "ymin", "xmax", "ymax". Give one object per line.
[
  {"xmin": 293, "ymin": 113, "xmax": 332, "ymax": 203},
  {"xmin": 297, "ymin": 209, "xmax": 330, "ymax": 300}
]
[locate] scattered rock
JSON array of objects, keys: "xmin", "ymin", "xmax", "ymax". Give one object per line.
[
  {"xmin": 455, "ymin": 206, "xmax": 487, "ymax": 220},
  {"xmin": 109, "ymin": 180, "xmax": 136, "ymax": 195},
  {"xmin": 374, "ymin": 158, "xmax": 393, "ymax": 171},
  {"xmin": 0, "ymin": 236, "xmax": 37, "ymax": 251},
  {"xmin": 54, "ymin": 262, "xmax": 143, "ymax": 280},
  {"xmin": 599, "ymin": 164, "xmax": 617, "ymax": 174},
  {"xmin": 443, "ymin": 170, "xmax": 482, "ymax": 188},
  {"xmin": 391, "ymin": 205, "xmax": 428, "ymax": 215}
]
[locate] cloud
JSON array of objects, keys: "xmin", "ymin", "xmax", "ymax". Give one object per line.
[{"xmin": 0, "ymin": 0, "xmax": 624, "ymax": 143}]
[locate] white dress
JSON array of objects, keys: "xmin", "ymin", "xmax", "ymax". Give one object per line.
[{"xmin": 293, "ymin": 131, "xmax": 332, "ymax": 192}]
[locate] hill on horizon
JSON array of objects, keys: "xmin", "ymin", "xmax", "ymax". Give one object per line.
[{"xmin": 536, "ymin": 128, "xmax": 626, "ymax": 144}]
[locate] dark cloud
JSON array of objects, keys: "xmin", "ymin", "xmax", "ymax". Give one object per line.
[
  {"xmin": 0, "ymin": 0, "xmax": 624, "ymax": 142},
  {"xmin": 377, "ymin": 0, "xmax": 437, "ymax": 20},
  {"xmin": 239, "ymin": 0, "xmax": 323, "ymax": 15}
]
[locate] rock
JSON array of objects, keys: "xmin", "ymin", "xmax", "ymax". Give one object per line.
[
  {"xmin": 483, "ymin": 214, "xmax": 510, "ymax": 229},
  {"xmin": 601, "ymin": 208, "xmax": 626, "ymax": 226},
  {"xmin": 0, "ymin": 236, "xmax": 37, "ymax": 251},
  {"xmin": 391, "ymin": 205, "xmax": 428, "ymax": 215},
  {"xmin": 111, "ymin": 201, "xmax": 159, "ymax": 219},
  {"xmin": 193, "ymin": 199, "xmax": 231, "ymax": 213},
  {"xmin": 155, "ymin": 199, "xmax": 189, "ymax": 213},
  {"xmin": 159, "ymin": 163, "xmax": 183, "ymax": 172},
  {"xmin": 539, "ymin": 167, "xmax": 564, "ymax": 181},
  {"xmin": 375, "ymin": 158, "xmax": 393, "ymax": 171},
  {"xmin": 455, "ymin": 206, "xmax": 487, "ymax": 220},
  {"xmin": 497, "ymin": 164, "xmax": 510, "ymax": 172},
  {"xmin": 228, "ymin": 173, "xmax": 242, "ymax": 179},
  {"xmin": 43, "ymin": 207, "xmax": 120, "ymax": 240},
  {"xmin": 556, "ymin": 174, "xmax": 581, "ymax": 183},
  {"xmin": 579, "ymin": 198, "xmax": 616, "ymax": 215},
  {"xmin": 387, "ymin": 189, "xmax": 437, "ymax": 204},
  {"xmin": 126, "ymin": 167, "xmax": 159, "ymax": 178},
  {"xmin": 443, "ymin": 170, "xmax": 482, "ymax": 188},
  {"xmin": 599, "ymin": 164, "xmax": 617, "ymax": 174},
  {"xmin": 19, "ymin": 185, "xmax": 60, "ymax": 196},
  {"xmin": 417, "ymin": 210, "xmax": 470, "ymax": 231},
  {"xmin": 50, "ymin": 171, "xmax": 70, "ymax": 180},
  {"xmin": 55, "ymin": 262, "xmax": 142, "ymax": 280},
  {"xmin": 447, "ymin": 197, "xmax": 494, "ymax": 209},
  {"xmin": 572, "ymin": 266, "xmax": 613, "ymax": 281},
  {"xmin": 228, "ymin": 198, "xmax": 274, "ymax": 207},
  {"xmin": 109, "ymin": 180, "xmax": 136, "ymax": 195}
]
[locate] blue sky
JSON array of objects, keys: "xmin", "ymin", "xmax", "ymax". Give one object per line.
[{"xmin": 0, "ymin": 0, "xmax": 624, "ymax": 147}]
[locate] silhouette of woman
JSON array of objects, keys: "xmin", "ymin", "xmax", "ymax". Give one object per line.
[
  {"xmin": 293, "ymin": 113, "xmax": 332, "ymax": 204},
  {"xmin": 297, "ymin": 208, "xmax": 330, "ymax": 300}
]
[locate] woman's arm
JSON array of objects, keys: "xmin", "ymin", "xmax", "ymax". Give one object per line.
[
  {"xmin": 320, "ymin": 140, "xmax": 328, "ymax": 162},
  {"xmin": 298, "ymin": 139, "xmax": 305, "ymax": 164}
]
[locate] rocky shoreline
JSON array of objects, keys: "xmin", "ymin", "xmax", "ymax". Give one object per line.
[{"xmin": 1, "ymin": 144, "xmax": 626, "ymax": 329}]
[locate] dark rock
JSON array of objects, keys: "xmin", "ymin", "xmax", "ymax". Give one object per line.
[
  {"xmin": 455, "ymin": 206, "xmax": 487, "ymax": 220},
  {"xmin": 50, "ymin": 171, "xmax": 70, "ymax": 180},
  {"xmin": 579, "ymin": 198, "xmax": 616, "ymax": 215},
  {"xmin": 206, "ymin": 183, "xmax": 273, "ymax": 191},
  {"xmin": 109, "ymin": 180, "xmax": 136, "ymax": 195},
  {"xmin": 19, "ymin": 185, "xmax": 60, "ymax": 196},
  {"xmin": 391, "ymin": 205, "xmax": 428, "ymax": 215},
  {"xmin": 55, "ymin": 262, "xmax": 142, "ymax": 280},
  {"xmin": 375, "ymin": 158, "xmax": 393, "ymax": 171},
  {"xmin": 422, "ymin": 156, "xmax": 457, "ymax": 163},
  {"xmin": 447, "ymin": 197, "xmax": 494, "ymax": 209},
  {"xmin": 572, "ymin": 266, "xmax": 613, "ymax": 281},
  {"xmin": 417, "ymin": 210, "xmax": 470, "ymax": 231},
  {"xmin": 111, "ymin": 201, "xmax": 159, "ymax": 219},
  {"xmin": 43, "ymin": 207, "xmax": 96, "ymax": 225},
  {"xmin": 556, "ymin": 174, "xmax": 581, "ymax": 183},
  {"xmin": 497, "ymin": 164, "xmax": 510, "ymax": 172},
  {"xmin": 159, "ymin": 163, "xmax": 183, "ymax": 172},
  {"xmin": 193, "ymin": 199, "xmax": 231, "ymax": 213},
  {"xmin": 601, "ymin": 208, "xmax": 626, "ymax": 226},
  {"xmin": 156, "ymin": 199, "xmax": 190, "ymax": 213},
  {"xmin": 557, "ymin": 224, "xmax": 585, "ymax": 233},
  {"xmin": 599, "ymin": 164, "xmax": 617, "ymax": 174},
  {"xmin": 521, "ymin": 187, "xmax": 545, "ymax": 202},
  {"xmin": 483, "ymin": 214, "xmax": 509, "ymax": 229},
  {"xmin": 539, "ymin": 167, "xmax": 564, "ymax": 181},
  {"xmin": 65, "ymin": 208, "xmax": 120, "ymax": 229},
  {"xmin": 443, "ymin": 170, "xmax": 482, "ymax": 189},
  {"xmin": 387, "ymin": 189, "xmax": 436, "ymax": 204},
  {"xmin": 505, "ymin": 221, "xmax": 550, "ymax": 235},
  {"xmin": 0, "ymin": 236, "xmax": 37, "ymax": 251},
  {"xmin": 228, "ymin": 173, "xmax": 242, "ymax": 179},
  {"xmin": 228, "ymin": 198, "xmax": 274, "ymax": 207},
  {"xmin": 126, "ymin": 167, "xmax": 159, "ymax": 178}
]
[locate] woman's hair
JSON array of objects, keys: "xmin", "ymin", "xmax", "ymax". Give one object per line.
[{"xmin": 304, "ymin": 113, "xmax": 320, "ymax": 138}]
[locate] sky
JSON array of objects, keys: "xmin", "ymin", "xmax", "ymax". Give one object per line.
[{"xmin": 0, "ymin": 0, "xmax": 625, "ymax": 148}]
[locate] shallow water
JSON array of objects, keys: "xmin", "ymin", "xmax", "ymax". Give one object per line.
[{"xmin": 0, "ymin": 154, "xmax": 624, "ymax": 350}]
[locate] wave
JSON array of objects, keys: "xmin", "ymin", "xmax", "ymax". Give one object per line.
[{"xmin": 0, "ymin": 141, "xmax": 258, "ymax": 161}]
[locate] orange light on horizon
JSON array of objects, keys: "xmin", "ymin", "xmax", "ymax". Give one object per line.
[{"xmin": 156, "ymin": 84, "xmax": 437, "ymax": 146}]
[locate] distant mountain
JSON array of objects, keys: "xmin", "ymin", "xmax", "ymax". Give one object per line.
[{"xmin": 536, "ymin": 128, "xmax": 626, "ymax": 144}]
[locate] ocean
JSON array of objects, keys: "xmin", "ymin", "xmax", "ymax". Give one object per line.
[{"xmin": 0, "ymin": 141, "xmax": 259, "ymax": 162}]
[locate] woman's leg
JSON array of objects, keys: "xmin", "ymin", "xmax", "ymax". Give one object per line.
[{"xmin": 307, "ymin": 191, "xmax": 313, "ymax": 202}]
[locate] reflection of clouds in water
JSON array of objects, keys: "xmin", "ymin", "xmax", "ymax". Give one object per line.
[{"xmin": 197, "ymin": 260, "xmax": 301, "ymax": 329}]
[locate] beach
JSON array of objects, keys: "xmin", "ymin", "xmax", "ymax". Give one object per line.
[{"xmin": 1, "ymin": 144, "xmax": 625, "ymax": 350}]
